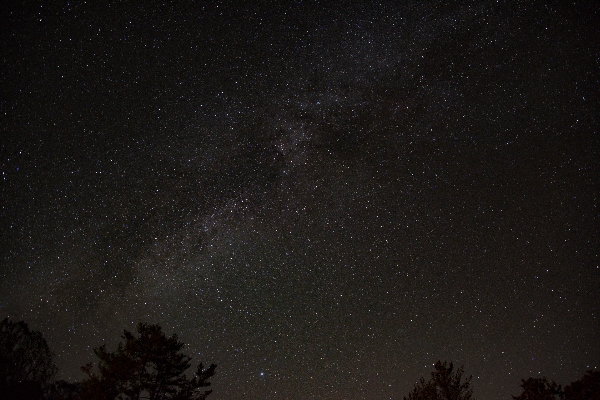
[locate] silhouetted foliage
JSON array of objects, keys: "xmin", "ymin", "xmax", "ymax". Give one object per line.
[
  {"xmin": 512, "ymin": 377, "xmax": 563, "ymax": 400},
  {"xmin": 80, "ymin": 322, "xmax": 216, "ymax": 400},
  {"xmin": 564, "ymin": 370, "xmax": 600, "ymax": 400},
  {"xmin": 0, "ymin": 318, "xmax": 57, "ymax": 400},
  {"xmin": 404, "ymin": 360, "xmax": 474, "ymax": 400},
  {"xmin": 44, "ymin": 380, "xmax": 82, "ymax": 400}
]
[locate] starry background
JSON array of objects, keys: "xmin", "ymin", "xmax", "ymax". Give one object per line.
[{"xmin": 1, "ymin": 1, "xmax": 599, "ymax": 399}]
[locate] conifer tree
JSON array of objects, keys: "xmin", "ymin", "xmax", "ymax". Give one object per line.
[
  {"xmin": 404, "ymin": 361, "xmax": 474, "ymax": 400},
  {"xmin": 81, "ymin": 322, "xmax": 215, "ymax": 400}
]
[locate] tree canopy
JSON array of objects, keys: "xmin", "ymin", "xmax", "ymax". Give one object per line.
[
  {"xmin": 0, "ymin": 318, "xmax": 58, "ymax": 400},
  {"xmin": 512, "ymin": 371, "xmax": 600, "ymax": 400},
  {"xmin": 512, "ymin": 377, "xmax": 563, "ymax": 400},
  {"xmin": 564, "ymin": 370, "xmax": 600, "ymax": 400},
  {"xmin": 404, "ymin": 360, "xmax": 474, "ymax": 400},
  {"xmin": 2, "ymin": 317, "xmax": 598, "ymax": 399},
  {"xmin": 80, "ymin": 322, "xmax": 216, "ymax": 400}
]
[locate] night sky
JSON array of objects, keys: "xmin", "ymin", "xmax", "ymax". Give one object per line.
[{"xmin": 1, "ymin": 2, "xmax": 599, "ymax": 399}]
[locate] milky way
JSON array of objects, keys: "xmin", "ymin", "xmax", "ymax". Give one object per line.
[{"xmin": 1, "ymin": 2, "xmax": 599, "ymax": 399}]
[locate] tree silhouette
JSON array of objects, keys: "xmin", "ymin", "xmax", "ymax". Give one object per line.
[
  {"xmin": 80, "ymin": 322, "xmax": 216, "ymax": 400},
  {"xmin": 0, "ymin": 318, "xmax": 58, "ymax": 400},
  {"xmin": 512, "ymin": 377, "xmax": 563, "ymax": 400},
  {"xmin": 44, "ymin": 380, "xmax": 82, "ymax": 400},
  {"xmin": 404, "ymin": 360, "xmax": 474, "ymax": 400},
  {"xmin": 564, "ymin": 370, "xmax": 600, "ymax": 400}
]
